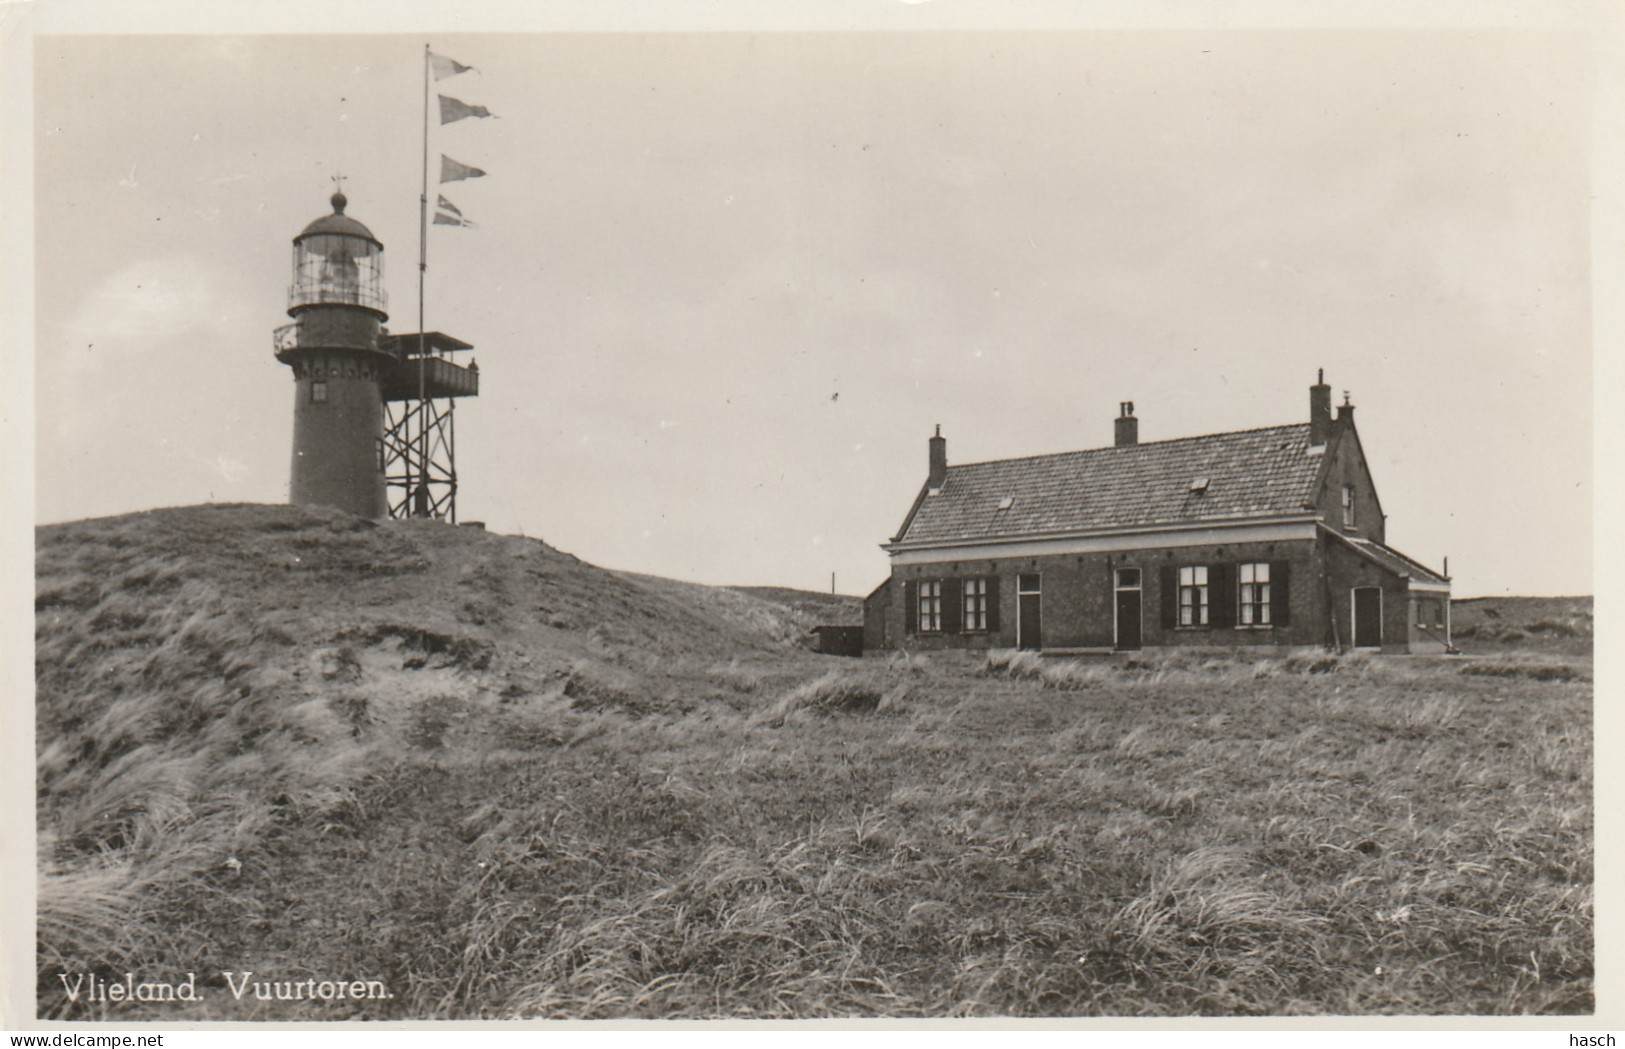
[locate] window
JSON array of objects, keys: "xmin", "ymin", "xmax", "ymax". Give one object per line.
[
  {"xmin": 1178, "ymin": 565, "xmax": 1209, "ymax": 627},
  {"xmin": 918, "ymin": 580, "xmax": 942, "ymax": 633},
  {"xmin": 1239, "ymin": 562, "xmax": 1271, "ymax": 627},
  {"xmin": 312, "ymin": 381, "xmax": 329, "ymax": 404},
  {"xmin": 963, "ymin": 578, "xmax": 989, "ymax": 632},
  {"xmin": 1342, "ymin": 485, "xmax": 1356, "ymax": 528}
]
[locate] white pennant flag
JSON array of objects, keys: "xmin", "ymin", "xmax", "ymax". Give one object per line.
[
  {"xmin": 434, "ymin": 195, "xmax": 473, "ymax": 227},
  {"xmin": 429, "ymin": 51, "xmax": 475, "ymax": 80},
  {"xmin": 439, "ymin": 95, "xmax": 494, "ymax": 124},
  {"xmin": 440, "ymin": 155, "xmax": 487, "ymax": 183}
]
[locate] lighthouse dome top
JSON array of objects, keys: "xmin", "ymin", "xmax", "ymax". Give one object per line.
[{"xmin": 294, "ymin": 191, "xmax": 383, "ymax": 248}]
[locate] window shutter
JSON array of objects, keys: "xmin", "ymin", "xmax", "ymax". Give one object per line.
[
  {"xmin": 904, "ymin": 579, "xmax": 918, "ymax": 635},
  {"xmin": 1271, "ymin": 560, "xmax": 1291, "ymax": 627},
  {"xmin": 943, "ymin": 577, "xmax": 962, "ymax": 635},
  {"xmin": 1210, "ymin": 563, "xmax": 1234, "ymax": 629},
  {"xmin": 1161, "ymin": 565, "xmax": 1177, "ymax": 630},
  {"xmin": 985, "ymin": 575, "xmax": 1001, "ymax": 633}
]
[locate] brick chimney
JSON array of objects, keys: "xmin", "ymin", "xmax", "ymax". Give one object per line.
[
  {"xmin": 1310, "ymin": 369, "xmax": 1333, "ymax": 446},
  {"xmin": 1337, "ymin": 390, "xmax": 1355, "ymax": 428},
  {"xmin": 1114, "ymin": 401, "xmax": 1138, "ymax": 447},
  {"xmin": 928, "ymin": 424, "xmax": 947, "ymax": 488}
]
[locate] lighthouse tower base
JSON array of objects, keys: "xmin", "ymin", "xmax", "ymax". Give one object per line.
[{"xmin": 288, "ymin": 351, "xmax": 388, "ymax": 518}]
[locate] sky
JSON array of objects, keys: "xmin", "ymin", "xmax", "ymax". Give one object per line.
[{"xmin": 25, "ymin": 16, "xmax": 1600, "ymax": 597}]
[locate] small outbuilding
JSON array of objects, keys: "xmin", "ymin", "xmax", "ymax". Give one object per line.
[{"xmin": 811, "ymin": 625, "xmax": 866, "ymax": 658}]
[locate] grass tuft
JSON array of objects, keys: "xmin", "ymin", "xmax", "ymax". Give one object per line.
[
  {"xmin": 760, "ymin": 670, "xmax": 896, "ymax": 724},
  {"xmin": 1460, "ymin": 661, "xmax": 1586, "ymax": 683}
]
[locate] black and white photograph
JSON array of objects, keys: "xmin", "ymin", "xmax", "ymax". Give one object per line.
[{"xmin": 6, "ymin": 0, "xmax": 1615, "ymax": 1031}]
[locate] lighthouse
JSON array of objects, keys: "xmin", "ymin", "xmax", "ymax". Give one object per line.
[
  {"xmin": 274, "ymin": 190, "xmax": 392, "ymax": 518},
  {"xmin": 273, "ymin": 189, "xmax": 481, "ymax": 520}
]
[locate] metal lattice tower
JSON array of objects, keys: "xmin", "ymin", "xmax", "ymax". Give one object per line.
[{"xmin": 378, "ymin": 332, "xmax": 478, "ymax": 521}]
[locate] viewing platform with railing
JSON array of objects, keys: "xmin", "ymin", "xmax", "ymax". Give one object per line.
[{"xmin": 379, "ymin": 331, "xmax": 479, "ymax": 401}]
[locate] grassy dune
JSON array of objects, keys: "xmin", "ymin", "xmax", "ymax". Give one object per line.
[
  {"xmin": 1449, "ymin": 596, "xmax": 1592, "ymax": 656},
  {"xmin": 35, "ymin": 506, "xmax": 1592, "ymax": 1018}
]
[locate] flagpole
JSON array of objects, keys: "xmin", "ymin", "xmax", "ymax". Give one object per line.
[{"xmin": 417, "ymin": 42, "xmax": 430, "ymax": 516}]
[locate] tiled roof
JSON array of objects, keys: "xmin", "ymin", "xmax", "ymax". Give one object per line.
[{"xmin": 893, "ymin": 423, "xmax": 1323, "ymax": 546}]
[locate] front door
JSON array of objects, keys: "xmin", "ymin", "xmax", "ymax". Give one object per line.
[
  {"xmin": 1353, "ymin": 587, "xmax": 1383, "ymax": 649},
  {"xmin": 1114, "ymin": 568, "xmax": 1142, "ymax": 650},
  {"xmin": 1017, "ymin": 573, "xmax": 1042, "ymax": 650}
]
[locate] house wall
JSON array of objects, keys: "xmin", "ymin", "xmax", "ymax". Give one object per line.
[
  {"xmin": 1313, "ymin": 426, "xmax": 1386, "ymax": 544},
  {"xmin": 880, "ymin": 537, "xmax": 1332, "ymax": 652},
  {"xmin": 1407, "ymin": 594, "xmax": 1451, "ymax": 654},
  {"xmin": 862, "ymin": 580, "xmax": 891, "ymax": 652}
]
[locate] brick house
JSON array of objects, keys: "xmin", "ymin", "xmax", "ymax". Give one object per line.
[{"xmin": 863, "ymin": 374, "xmax": 1451, "ymax": 654}]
